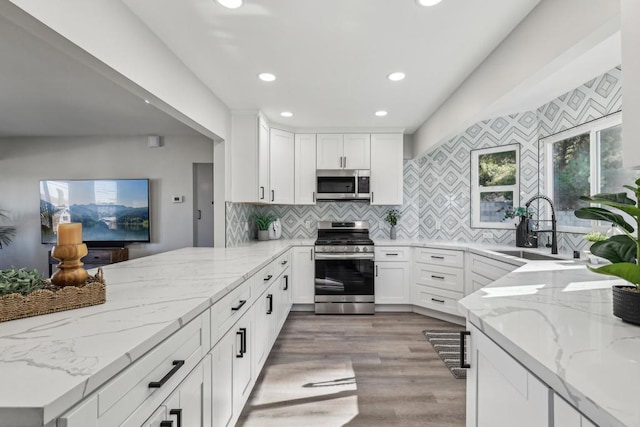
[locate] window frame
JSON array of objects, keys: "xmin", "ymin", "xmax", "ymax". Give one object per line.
[
  {"xmin": 543, "ymin": 111, "xmax": 622, "ymax": 233},
  {"xmin": 470, "ymin": 143, "xmax": 521, "ymax": 229}
]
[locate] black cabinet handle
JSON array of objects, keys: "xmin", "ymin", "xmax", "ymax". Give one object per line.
[
  {"xmin": 264, "ymin": 274, "xmax": 273, "ymax": 282},
  {"xmin": 371, "ymin": 192, "xmax": 374, "ymax": 203},
  {"xmin": 148, "ymin": 360, "xmax": 185, "ymax": 388},
  {"xmin": 431, "ymin": 275, "xmax": 445, "ymax": 280},
  {"xmin": 431, "ymin": 255, "xmax": 445, "ymax": 260},
  {"xmin": 231, "ymin": 300, "xmax": 247, "ymax": 311},
  {"xmin": 260, "ymin": 186, "xmax": 265, "ymax": 200},
  {"xmin": 460, "ymin": 331, "xmax": 470, "ymax": 369},
  {"xmin": 267, "ymin": 294, "xmax": 273, "ymax": 314},
  {"xmin": 236, "ymin": 328, "xmax": 247, "ymax": 358},
  {"xmin": 281, "ymin": 260, "xmax": 288, "ymax": 266},
  {"xmin": 170, "ymin": 409, "xmax": 182, "ymax": 427},
  {"xmin": 283, "ymin": 275, "xmax": 289, "ymax": 290},
  {"xmin": 344, "ymin": 156, "xmax": 347, "ymax": 168},
  {"xmin": 310, "ymin": 248, "xmax": 314, "ymax": 260},
  {"xmin": 271, "ymin": 190, "xmax": 275, "ymax": 202},
  {"xmin": 431, "ymin": 298, "xmax": 445, "ymax": 303},
  {"xmin": 375, "ymin": 265, "xmax": 378, "ymax": 277},
  {"xmin": 386, "ymin": 253, "xmax": 399, "ymax": 256},
  {"xmin": 160, "ymin": 421, "xmax": 173, "ymax": 427},
  {"xmin": 313, "ymin": 191, "xmax": 316, "ymax": 203}
]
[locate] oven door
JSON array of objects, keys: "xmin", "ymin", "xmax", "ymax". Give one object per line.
[{"xmin": 314, "ymin": 253, "xmax": 374, "ymax": 296}]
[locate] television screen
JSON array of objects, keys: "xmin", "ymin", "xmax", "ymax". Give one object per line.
[{"xmin": 40, "ymin": 179, "xmax": 150, "ymax": 245}]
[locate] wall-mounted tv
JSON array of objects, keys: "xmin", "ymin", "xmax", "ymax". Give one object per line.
[{"xmin": 40, "ymin": 179, "xmax": 150, "ymax": 246}]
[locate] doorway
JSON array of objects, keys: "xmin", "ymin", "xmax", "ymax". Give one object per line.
[{"xmin": 193, "ymin": 162, "xmax": 214, "ymax": 247}]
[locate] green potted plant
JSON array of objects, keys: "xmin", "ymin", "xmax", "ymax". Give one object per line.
[
  {"xmin": 253, "ymin": 212, "xmax": 277, "ymax": 241},
  {"xmin": 384, "ymin": 209, "xmax": 400, "ymax": 240},
  {"xmin": 574, "ymin": 178, "xmax": 640, "ymax": 325},
  {"xmin": 0, "ymin": 210, "xmax": 16, "ymax": 250},
  {"xmin": 504, "ymin": 206, "xmax": 535, "ymax": 247}
]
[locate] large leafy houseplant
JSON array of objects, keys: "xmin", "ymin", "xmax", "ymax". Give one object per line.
[{"xmin": 574, "ymin": 178, "xmax": 640, "ymax": 287}]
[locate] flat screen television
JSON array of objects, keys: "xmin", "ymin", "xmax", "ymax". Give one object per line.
[{"xmin": 40, "ymin": 179, "xmax": 150, "ymax": 246}]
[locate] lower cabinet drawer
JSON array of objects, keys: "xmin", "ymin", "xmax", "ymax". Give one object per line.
[
  {"xmin": 412, "ymin": 285, "xmax": 462, "ymax": 316},
  {"xmin": 414, "ymin": 263, "xmax": 464, "ymax": 293},
  {"xmin": 211, "ymin": 277, "xmax": 253, "ymax": 345},
  {"xmin": 95, "ymin": 315, "xmax": 206, "ymax": 427}
]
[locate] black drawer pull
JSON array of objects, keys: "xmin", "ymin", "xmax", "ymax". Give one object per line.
[
  {"xmin": 430, "ymin": 255, "xmax": 445, "ymax": 259},
  {"xmin": 260, "ymin": 186, "xmax": 265, "ymax": 200},
  {"xmin": 231, "ymin": 300, "xmax": 247, "ymax": 311},
  {"xmin": 386, "ymin": 253, "xmax": 399, "ymax": 256},
  {"xmin": 283, "ymin": 275, "xmax": 289, "ymax": 290},
  {"xmin": 93, "ymin": 256, "xmax": 100, "ymax": 259},
  {"xmin": 460, "ymin": 331, "xmax": 470, "ymax": 369},
  {"xmin": 264, "ymin": 274, "xmax": 273, "ymax": 281},
  {"xmin": 148, "ymin": 360, "xmax": 185, "ymax": 388},
  {"xmin": 281, "ymin": 260, "xmax": 288, "ymax": 265},
  {"xmin": 431, "ymin": 275, "xmax": 445, "ymax": 280},
  {"xmin": 431, "ymin": 298, "xmax": 445, "ymax": 303},
  {"xmin": 170, "ymin": 409, "xmax": 182, "ymax": 427},
  {"xmin": 160, "ymin": 421, "xmax": 173, "ymax": 427},
  {"xmin": 267, "ymin": 294, "xmax": 273, "ymax": 314}
]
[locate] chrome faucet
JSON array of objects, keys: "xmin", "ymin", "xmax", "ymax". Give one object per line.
[{"xmin": 524, "ymin": 194, "xmax": 558, "ymax": 255}]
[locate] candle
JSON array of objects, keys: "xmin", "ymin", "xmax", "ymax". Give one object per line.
[{"xmin": 57, "ymin": 223, "xmax": 82, "ymax": 245}]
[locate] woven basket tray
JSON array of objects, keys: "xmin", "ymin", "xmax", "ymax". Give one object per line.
[{"xmin": 0, "ymin": 268, "xmax": 106, "ymax": 323}]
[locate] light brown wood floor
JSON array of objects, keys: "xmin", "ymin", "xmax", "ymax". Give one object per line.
[{"xmin": 237, "ymin": 312, "xmax": 466, "ymax": 427}]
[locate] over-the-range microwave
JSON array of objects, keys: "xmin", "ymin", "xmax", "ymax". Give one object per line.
[{"xmin": 316, "ymin": 170, "xmax": 370, "ymax": 201}]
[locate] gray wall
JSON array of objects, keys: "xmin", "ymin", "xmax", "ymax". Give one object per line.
[{"xmin": 0, "ymin": 135, "xmax": 214, "ymax": 274}]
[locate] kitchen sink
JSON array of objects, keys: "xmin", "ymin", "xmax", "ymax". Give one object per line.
[{"xmin": 494, "ymin": 250, "xmax": 562, "ymax": 261}]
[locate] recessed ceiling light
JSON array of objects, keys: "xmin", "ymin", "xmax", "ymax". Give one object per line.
[
  {"xmin": 416, "ymin": 0, "xmax": 442, "ymax": 6},
  {"xmin": 144, "ymin": 99, "xmax": 150, "ymax": 104},
  {"xmin": 375, "ymin": 111, "xmax": 388, "ymax": 117},
  {"xmin": 387, "ymin": 72, "xmax": 406, "ymax": 81},
  {"xmin": 258, "ymin": 73, "xmax": 276, "ymax": 82},
  {"xmin": 217, "ymin": 0, "xmax": 243, "ymax": 9},
  {"xmin": 280, "ymin": 112, "xmax": 293, "ymax": 118}
]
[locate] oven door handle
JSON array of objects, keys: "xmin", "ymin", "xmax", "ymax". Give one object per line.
[{"xmin": 314, "ymin": 252, "xmax": 375, "ymax": 260}]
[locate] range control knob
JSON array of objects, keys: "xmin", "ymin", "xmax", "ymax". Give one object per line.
[
  {"xmin": 362, "ymin": 246, "xmax": 368, "ymax": 253},
  {"xmin": 354, "ymin": 246, "xmax": 360, "ymax": 252}
]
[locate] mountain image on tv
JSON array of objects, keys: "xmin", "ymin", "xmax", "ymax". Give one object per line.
[{"xmin": 40, "ymin": 179, "xmax": 150, "ymax": 244}]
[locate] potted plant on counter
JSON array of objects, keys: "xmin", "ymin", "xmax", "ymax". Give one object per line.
[
  {"xmin": 253, "ymin": 213, "xmax": 277, "ymax": 241},
  {"xmin": 384, "ymin": 209, "xmax": 400, "ymax": 240},
  {"xmin": 574, "ymin": 178, "xmax": 640, "ymax": 325},
  {"xmin": 504, "ymin": 206, "xmax": 535, "ymax": 248}
]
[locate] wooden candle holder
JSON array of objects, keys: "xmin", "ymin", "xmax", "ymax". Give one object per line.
[{"xmin": 51, "ymin": 243, "xmax": 89, "ymax": 287}]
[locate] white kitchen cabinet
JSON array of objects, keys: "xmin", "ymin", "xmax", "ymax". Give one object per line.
[
  {"xmin": 374, "ymin": 246, "xmax": 411, "ymax": 304},
  {"xmin": 316, "ymin": 133, "xmax": 370, "ymax": 170},
  {"xmin": 230, "ymin": 112, "xmax": 271, "ymax": 203},
  {"xmin": 466, "ymin": 253, "xmax": 519, "ymax": 295},
  {"xmin": 412, "ymin": 247, "xmax": 465, "ymax": 316},
  {"xmin": 292, "ymin": 246, "xmax": 315, "ymax": 304},
  {"xmin": 140, "ymin": 406, "xmax": 166, "ymax": 427},
  {"xmin": 553, "ymin": 393, "xmax": 596, "ymax": 427},
  {"xmin": 269, "ymin": 128, "xmax": 294, "ymax": 204},
  {"xmin": 252, "ymin": 287, "xmax": 274, "ymax": 377},
  {"xmin": 277, "ymin": 268, "xmax": 292, "ymax": 329},
  {"xmin": 375, "ymin": 261, "xmax": 411, "ymax": 304},
  {"xmin": 370, "ymin": 133, "xmax": 403, "ymax": 205},
  {"xmin": 295, "ymin": 133, "xmax": 317, "ymax": 204},
  {"xmin": 343, "ymin": 133, "xmax": 371, "ymax": 169},
  {"xmin": 466, "ymin": 323, "xmax": 549, "ymax": 427}
]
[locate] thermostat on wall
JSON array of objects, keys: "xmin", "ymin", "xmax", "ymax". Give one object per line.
[{"xmin": 172, "ymin": 196, "xmax": 184, "ymax": 203}]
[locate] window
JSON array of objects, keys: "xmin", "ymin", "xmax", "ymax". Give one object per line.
[
  {"xmin": 471, "ymin": 144, "xmax": 520, "ymax": 228},
  {"xmin": 544, "ymin": 112, "xmax": 637, "ymax": 231}
]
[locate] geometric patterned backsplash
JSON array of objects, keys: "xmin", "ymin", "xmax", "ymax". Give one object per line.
[{"xmin": 226, "ymin": 66, "xmax": 622, "ymax": 252}]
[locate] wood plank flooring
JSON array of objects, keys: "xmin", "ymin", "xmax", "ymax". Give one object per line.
[{"xmin": 237, "ymin": 312, "xmax": 466, "ymax": 427}]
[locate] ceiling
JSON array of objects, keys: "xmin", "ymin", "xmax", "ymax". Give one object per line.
[
  {"xmin": 0, "ymin": 12, "xmax": 201, "ymax": 138},
  {"xmin": 122, "ymin": 0, "xmax": 541, "ymax": 133}
]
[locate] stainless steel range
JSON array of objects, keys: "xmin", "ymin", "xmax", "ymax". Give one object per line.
[{"xmin": 314, "ymin": 221, "xmax": 375, "ymax": 314}]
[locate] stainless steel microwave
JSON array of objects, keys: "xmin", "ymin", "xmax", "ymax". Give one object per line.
[{"xmin": 316, "ymin": 170, "xmax": 370, "ymax": 201}]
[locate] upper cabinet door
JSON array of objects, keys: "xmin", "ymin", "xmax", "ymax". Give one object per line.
[
  {"xmin": 343, "ymin": 134, "xmax": 371, "ymax": 170},
  {"xmin": 316, "ymin": 134, "xmax": 344, "ymax": 169},
  {"xmin": 295, "ymin": 134, "xmax": 317, "ymax": 205},
  {"xmin": 258, "ymin": 117, "xmax": 270, "ymax": 202},
  {"xmin": 269, "ymin": 128, "xmax": 295, "ymax": 204},
  {"xmin": 370, "ymin": 134, "xmax": 403, "ymax": 205}
]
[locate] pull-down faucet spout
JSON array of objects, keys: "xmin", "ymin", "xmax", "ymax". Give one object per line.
[{"xmin": 525, "ymin": 195, "xmax": 558, "ymax": 255}]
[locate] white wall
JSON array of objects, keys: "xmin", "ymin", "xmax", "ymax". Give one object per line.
[
  {"xmin": 3, "ymin": 0, "xmax": 230, "ymax": 142},
  {"xmin": 622, "ymin": 0, "xmax": 640, "ymax": 169},
  {"xmin": 413, "ymin": 0, "xmax": 620, "ymax": 158},
  {"xmin": 0, "ymin": 135, "xmax": 214, "ymax": 274}
]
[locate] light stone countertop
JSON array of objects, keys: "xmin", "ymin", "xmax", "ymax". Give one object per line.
[{"xmin": 0, "ymin": 238, "xmax": 632, "ymax": 427}]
